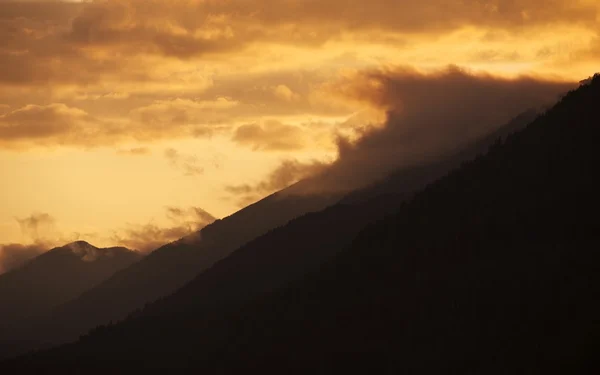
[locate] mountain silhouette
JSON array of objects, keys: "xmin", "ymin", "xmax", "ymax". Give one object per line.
[
  {"xmin": 115, "ymin": 108, "xmax": 539, "ymax": 323},
  {"xmin": 25, "ymin": 191, "xmax": 343, "ymax": 345},
  {"xmin": 0, "ymin": 241, "xmax": 141, "ymax": 360},
  {"xmin": 12, "ymin": 106, "xmax": 538, "ymax": 354},
  {"xmin": 4, "ymin": 74, "xmax": 598, "ymax": 373}
]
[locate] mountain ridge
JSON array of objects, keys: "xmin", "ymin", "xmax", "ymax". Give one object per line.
[
  {"xmin": 6, "ymin": 74, "xmax": 598, "ymax": 372},
  {"xmin": 0, "ymin": 241, "xmax": 142, "ymax": 360}
]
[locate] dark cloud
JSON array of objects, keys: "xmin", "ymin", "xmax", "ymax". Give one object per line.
[
  {"xmin": 285, "ymin": 66, "xmax": 576, "ymax": 194},
  {"xmin": 0, "ymin": 104, "xmax": 88, "ymax": 142},
  {"xmin": 0, "ymin": 243, "xmax": 46, "ymax": 274},
  {"xmin": 112, "ymin": 206, "xmax": 217, "ymax": 252},
  {"xmin": 0, "ymin": 1, "xmax": 124, "ymax": 86},
  {"xmin": 0, "ymin": 101, "xmax": 222, "ymax": 149},
  {"xmin": 0, "ymin": 103, "xmax": 137, "ymax": 149}
]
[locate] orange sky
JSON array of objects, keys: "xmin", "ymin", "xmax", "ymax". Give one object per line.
[{"xmin": 0, "ymin": 0, "xmax": 598, "ymax": 255}]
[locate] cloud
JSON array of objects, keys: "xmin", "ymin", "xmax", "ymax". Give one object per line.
[
  {"xmin": 15, "ymin": 212, "xmax": 58, "ymax": 244},
  {"xmin": 0, "ymin": 103, "xmax": 139, "ymax": 149},
  {"xmin": 0, "ymin": 99, "xmax": 236, "ymax": 149},
  {"xmin": 60, "ymin": 0, "xmax": 599, "ymax": 60},
  {"xmin": 0, "ymin": 0, "xmax": 596, "ymax": 94},
  {"xmin": 0, "ymin": 1, "xmax": 132, "ymax": 87},
  {"xmin": 130, "ymin": 98, "xmax": 238, "ymax": 128},
  {"xmin": 232, "ymin": 120, "xmax": 309, "ymax": 151},
  {"xmin": 117, "ymin": 147, "xmax": 150, "ymax": 156},
  {"xmin": 166, "ymin": 206, "xmax": 216, "ymax": 225},
  {"xmin": 227, "ymin": 67, "xmax": 574, "ymax": 202},
  {"xmin": 164, "ymin": 148, "xmax": 204, "ymax": 176},
  {"xmin": 0, "ymin": 0, "xmax": 594, "ymax": 152},
  {"xmin": 0, "ymin": 104, "xmax": 90, "ymax": 143},
  {"xmin": 0, "ymin": 243, "xmax": 47, "ymax": 274},
  {"xmin": 0, "ymin": 212, "xmax": 57, "ymax": 274},
  {"xmin": 289, "ymin": 66, "xmax": 576, "ymax": 194},
  {"xmin": 577, "ymin": 35, "xmax": 600, "ymax": 59},
  {"xmin": 226, "ymin": 159, "xmax": 327, "ymax": 206},
  {"xmin": 112, "ymin": 206, "xmax": 217, "ymax": 253},
  {"xmin": 1, "ymin": 206, "xmax": 218, "ymax": 271},
  {"xmin": 273, "ymin": 85, "xmax": 299, "ymax": 102}
]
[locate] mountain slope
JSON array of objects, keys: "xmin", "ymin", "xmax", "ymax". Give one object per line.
[
  {"xmin": 126, "ymin": 108, "xmax": 538, "ymax": 321},
  {"xmin": 7, "ymin": 75, "xmax": 598, "ymax": 372},
  {"xmin": 0, "ymin": 241, "xmax": 141, "ymax": 359},
  {"xmin": 30, "ymin": 106, "xmax": 536, "ymax": 348},
  {"xmin": 29, "ymin": 191, "xmax": 342, "ymax": 344}
]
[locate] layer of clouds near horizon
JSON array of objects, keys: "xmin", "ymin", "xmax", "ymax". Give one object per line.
[
  {"xmin": 0, "ymin": 207, "xmax": 217, "ymax": 274},
  {"xmin": 284, "ymin": 67, "xmax": 576, "ymax": 195}
]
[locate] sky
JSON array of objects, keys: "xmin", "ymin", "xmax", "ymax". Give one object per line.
[{"xmin": 1, "ymin": 0, "xmax": 599, "ymax": 271}]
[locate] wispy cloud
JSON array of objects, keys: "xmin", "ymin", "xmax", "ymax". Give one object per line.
[
  {"xmin": 111, "ymin": 206, "xmax": 217, "ymax": 253},
  {"xmin": 164, "ymin": 148, "xmax": 204, "ymax": 176}
]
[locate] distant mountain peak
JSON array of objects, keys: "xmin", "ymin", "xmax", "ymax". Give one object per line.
[
  {"xmin": 57, "ymin": 241, "xmax": 134, "ymax": 262},
  {"xmin": 66, "ymin": 241, "xmax": 96, "ymax": 249}
]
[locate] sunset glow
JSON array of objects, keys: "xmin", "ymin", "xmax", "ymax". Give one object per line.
[{"xmin": 1, "ymin": 0, "xmax": 598, "ymax": 256}]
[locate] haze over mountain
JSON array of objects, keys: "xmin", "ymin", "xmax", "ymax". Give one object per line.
[
  {"xmin": 0, "ymin": 241, "xmax": 141, "ymax": 359},
  {"xmin": 121, "ymin": 105, "xmax": 540, "ymax": 323},
  {"xmin": 0, "ymin": 69, "xmax": 566, "ymax": 361},
  {"xmin": 4, "ymin": 74, "xmax": 598, "ymax": 372}
]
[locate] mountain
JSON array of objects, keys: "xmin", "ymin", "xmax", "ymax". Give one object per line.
[
  {"xmin": 24, "ymin": 191, "xmax": 343, "ymax": 345},
  {"xmin": 119, "ymin": 108, "xmax": 538, "ymax": 322},
  {"xmin": 0, "ymin": 241, "xmax": 141, "ymax": 359},
  {"xmin": 6, "ymin": 75, "xmax": 598, "ymax": 372},
  {"xmin": 20, "ymin": 106, "xmax": 537, "ymax": 350}
]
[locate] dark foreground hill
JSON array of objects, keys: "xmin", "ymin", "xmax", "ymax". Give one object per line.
[
  {"xmin": 0, "ymin": 242, "xmax": 141, "ymax": 359},
  {"xmin": 6, "ymin": 75, "xmax": 599, "ymax": 372}
]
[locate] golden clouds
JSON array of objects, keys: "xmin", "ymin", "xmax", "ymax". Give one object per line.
[
  {"xmin": 233, "ymin": 120, "xmax": 311, "ymax": 151},
  {"xmin": 131, "ymin": 98, "xmax": 238, "ymax": 127},
  {"xmin": 0, "ymin": 0, "xmax": 598, "ymax": 248},
  {"xmin": 1, "ymin": 0, "xmax": 596, "ymax": 90},
  {"xmin": 0, "ymin": 104, "xmax": 94, "ymax": 146},
  {"xmin": 60, "ymin": 0, "xmax": 600, "ymax": 59}
]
